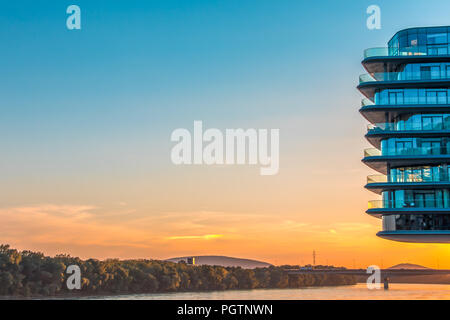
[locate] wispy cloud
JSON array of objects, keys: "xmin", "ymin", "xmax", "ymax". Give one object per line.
[
  {"xmin": 5, "ymin": 204, "xmax": 439, "ymax": 268},
  {"xmin": 166, "ymin": 234, "xmax": 224, "ymax": 240},
  {"xmin": 12, "ymin": 204, "xmax": 96, "ymax": 218}
]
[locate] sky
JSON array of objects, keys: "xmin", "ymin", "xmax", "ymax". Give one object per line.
[{"xmin": 1, "ymin": 0, "xmax": 450, "ymax": 268}]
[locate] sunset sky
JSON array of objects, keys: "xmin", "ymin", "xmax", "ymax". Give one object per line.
[{"xmin": 1, "ymin": 0, "xmax": 450, "ymax": 268}]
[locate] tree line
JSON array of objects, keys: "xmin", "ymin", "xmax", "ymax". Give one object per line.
[{"xmin": 0, "ymin": 245, "xmax": 356, "ymax": 297}]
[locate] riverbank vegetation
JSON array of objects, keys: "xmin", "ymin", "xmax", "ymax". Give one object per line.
[{"xmin": 0, "ymin": 245, "xmax": 356, "ymax": 297}]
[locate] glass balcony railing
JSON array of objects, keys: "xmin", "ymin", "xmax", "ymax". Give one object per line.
[
  {"xmin": 364, "ymin": 148, "xmax": 381, "ymax": 157},
  {"xmin": 363, "ymin": 46, "xmax": 449, "ymax": 59},
  {"xmin": 359, "ymin": 71, "xmax": 450, "ymax": 84},
  {"xmin": 361, "ymin": 98, "xmax": 375, "ymax": 107},
  {"xmin": 363, "ymin": 47, "xmax": 389, "ymax": 59},
  {"xmin": 359, "ymin": 73, "xmax": 375, "ymax": 83},
  {"xmin": 367, "ymin": 175, "xmax": 388, "ymax": 184},
  {"xmin": 367, "ymin": 123, "xmax": 395, "ymax": 131},
  {"xmin": 367, "ymin": 122, "xmax": 447, "ymax": 132},
  {"xmin": 367, "ymin": 174, "xmax": 450, "ymax": 184},
  {"xmin": 368, "ymin": 199, "xmax": 450, "ymax": 209},
  {"xmin": 364, "ymin": 146, "xmax": 450, "ymax": 157}
]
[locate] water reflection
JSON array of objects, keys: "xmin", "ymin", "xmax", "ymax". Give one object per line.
[{"xmin": 82, "ymin": 283, "xmax": 450, "ymax": 300}]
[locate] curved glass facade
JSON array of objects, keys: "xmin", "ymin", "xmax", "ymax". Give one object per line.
[
  {"xmin": 368, "ymin": 113, "xmax": 450, "ymax": 131},
  {"xmin": 382, "ymin": 214, "xmax": 450, "ymax": 231},
  {"xmin": 360, "ymin": 26, "xmax": 450, "ymax": 243},
  {"xmin": 380, "ymin": 137, "xmax": 450, "ymax": 156},
  {"xmin": 375, "ymin": 88, "xmax": 450, "ymax": 105},
  {"xmin": 388, "ymin": 26, "xmax": 450, "ymax": 56},
  {"xmin": 392, "ymin": 113, "xmax": 450, "ymax": 130},
  {"xmin": 390, "ymin": 165, "xmax": 449, "ymax": 182},
  {"xmin": 360, "ymin": 62, "xmax": 450, "ymax": 84},
  {"xmin": 380, "ymin": 189, "xmax": 450, "ymax": 208}
]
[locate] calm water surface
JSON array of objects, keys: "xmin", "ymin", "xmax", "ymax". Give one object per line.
[{"xmin": 85, "ymin": 283, "xmax": 450, "ymax": 300}]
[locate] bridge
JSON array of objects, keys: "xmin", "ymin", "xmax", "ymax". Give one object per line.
[
  {"xmin": 286, "ymin": 268, "xmax": 450, "ymax": 288},
  {"xmin": 286, "ymin": 268, "xmax": 450, "ymax": 277}
]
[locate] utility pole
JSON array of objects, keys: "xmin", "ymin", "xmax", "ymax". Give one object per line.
[{"xmin": 313, "ymin": 250, "xmax": 316, "ymax": 266}]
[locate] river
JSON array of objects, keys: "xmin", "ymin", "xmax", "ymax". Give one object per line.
[{"xmin": 84, "ymin": 283, "xmax": 449, "ymax": 300}]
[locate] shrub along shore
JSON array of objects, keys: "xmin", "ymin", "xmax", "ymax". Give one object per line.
[{"xmin": 0, "ymin": 245, "xmax": 356, "ymax": 297}]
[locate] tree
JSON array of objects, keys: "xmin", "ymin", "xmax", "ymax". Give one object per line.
[{"xmin": 0, "ymin": 244, "xmax": 357, "ymax": 297}]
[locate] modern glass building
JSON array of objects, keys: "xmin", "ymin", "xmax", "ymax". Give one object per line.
[{"xmin": 358, "ymin": 26, "xmax": 450, "ymax": 243}]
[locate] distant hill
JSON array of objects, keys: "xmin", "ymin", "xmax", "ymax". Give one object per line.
[
  {"xmin": 166, "ymin": 255, "xmax": 272, "ymax": 269},
  {"xmin": 386, "ymin": 263, "xmax": 450, "ymax": 284},
  {"xmin": 388, "ymin": 263, "xmax": 430, "ymax": 270}
]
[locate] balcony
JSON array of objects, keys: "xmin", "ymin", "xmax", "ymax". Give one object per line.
[
  {"xmin": 381, "ymin": 214, "xmax": 450, "ymax": 233},
  {"xmin": 363, "ymin": 147, "xmax": 450, "ymax": 174},
  {"xmin": 364, "ymin": 148, "xmax": 381, "ymax": 157},
  {"xmin": 367, "ymin": 122, "xmax": 448, "ymax": 132},
  {"xmin": 359, "ymin": 71, "xmax": 450, "ymax": 85},
  {"xmin": 368, "ymin": 199, "xmax": 450, "ymax": 210},
  {"xmin": 360, "ymin": 104, "xmax": 450, "ymax": 126},
  {"xmin": 364, "ymin": 146, "xmax": 450, "ymax": 157},
  {"xmin": 363, "ymin": 46, "xmax": 450, "ymax": 59},
  {"xmin": 363, "ymin": 47, "xmax": 389, "ymax": 59},
  {"xmin": 365, "ymin": 173, "xmax": 450, "ymax": 194},
  {"xmin": 361, "ymin": 98, "xmax": 375, "ymax": 107},
  {"xmin": 367, "ymin": 173, "xmax": 450, "ymax": 184},
  {"xmin": 367, "ymin": 175, "xmax": 387, "ymax": 184},
  {"xmin": 376, "ymin": 230, "xmax": 450, "ymax": 243}
]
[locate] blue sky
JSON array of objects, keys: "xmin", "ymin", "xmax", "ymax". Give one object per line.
[
  {"xmin": 2, "ymin": 0, "xmax": 449, "ymax": 131},
  {"xmin": 2, "ymin": 0, "xmax": 450, "ymax": 204}
]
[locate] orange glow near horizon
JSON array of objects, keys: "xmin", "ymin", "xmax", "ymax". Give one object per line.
[
  {"xmin": 3, "ymin": 84, "xmax": 450, "ymax": 269},
  {"xmin": 2, "ymin": 123, "xmax": 449, "ymax": 269}
]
